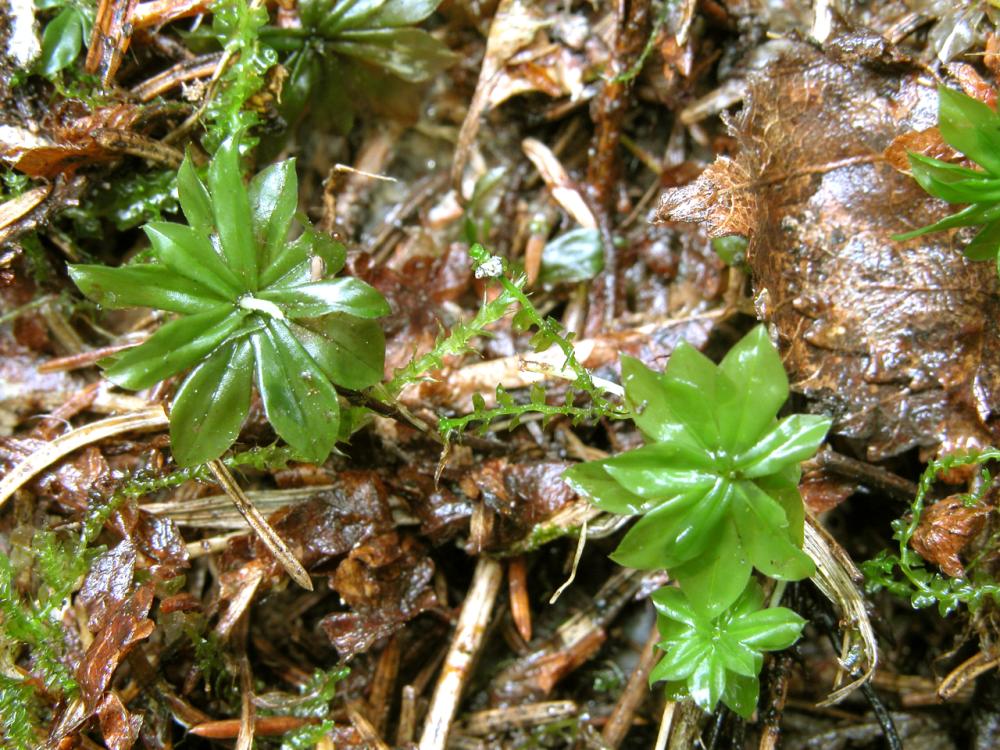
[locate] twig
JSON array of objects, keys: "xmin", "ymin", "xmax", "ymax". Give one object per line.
[
  {"xmin": 206, "ymin": 460, "xmax": 313, "ymax": 591},
  {"xmin": 346, "ymin": 700, "xmax": 391, "ymax": 750},
  {"xmin": 508, "ymin": 556, "xmax": 532, "ymax": 642},
  {"xmin": 0, "ymin": 405, "xmax": 169, "ymax": 510},
  {"xmin": 418, "ymin": 557, "xmax": 504, "ymax": 750},
  {"xmin": 653, "ymin": 701, "xmax": 676, "ymax": 750},
  {"xmin": 603, "ymin": 621, "xmax": 662, "ymax": 747}
]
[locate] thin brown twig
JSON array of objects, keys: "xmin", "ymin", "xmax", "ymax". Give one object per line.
[{"xmin": 603, "ymin": 621, "xmax": 662, "ymax": 747}]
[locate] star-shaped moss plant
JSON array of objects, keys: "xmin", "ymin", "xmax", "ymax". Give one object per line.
[
  {"xmin": 69, "ymin": 136, "xmax": 389, "ymax": 467},
  {"xmin": 564, "ymin": 326, "xmax": 830, "ymax": 617}
]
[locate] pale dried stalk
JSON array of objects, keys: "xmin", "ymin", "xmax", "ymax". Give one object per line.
[
  {"xmin": 346, "ymin": 700, "xmax": 390, "ymax": 750},
  {"xmin": 653, "ymin": 702, "xmax": 676, "ymax": 750},
  {"xmin": 462, "ymin": 701, "xmax": 578, "ymax": 735},
  {"xmin": 206, "ymin": 460, "xmax": 313, "ymax": 591},
  {"xmin": 0, "ymin": 405, "xmax": 168, "ymax": 509},
  {"xmin": 804, "ymin": 515, "xmax": 878, "ymax": 705},
  {"xmin": 418, "ymin": 557, "xmax": 504, "ymax": 750},
  {"xmin": 938, "ymin": 650, "xmax": 1000, "ymax": 701}
]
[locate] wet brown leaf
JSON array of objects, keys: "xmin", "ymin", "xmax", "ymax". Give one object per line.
[
  {"xmin": 79, "ymin": 539, "xmax": 136, "ymax": 632},
  {"xmin": 97, "ymin": 692, "xmax": 143, "ymax": 750},
  {"xmin": 222, "ymin": 471, "xmax": 394, "ymax": 575},
  {"xmin": 800, "ymin": 470, "xmax": 858, "ymax": 514},
  {"xmin": 657, "ymin": 37, "xmax": 1000, "ymax": 459},
  {"xmin": 77, "ymin": 582, "xmax": 155, "ymax": 709},
  {"xmin": 464, "ymin": 460, "xmax": 575, "ymax": 550},
  {"xmin": 911, "ymin": 496, "xmax": 990, "ymax": 577},
  {"xmin": 320, "ymin": 533, "xmax": 437, "ymax": 659},
  {"xmin": 883, "ymin": 127, "xmax": 957, "ymax": 173}
]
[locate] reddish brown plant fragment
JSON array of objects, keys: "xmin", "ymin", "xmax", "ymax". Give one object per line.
[{"xmin": 911, "ymin": 496, "xmax": 990, "ymax": 578}]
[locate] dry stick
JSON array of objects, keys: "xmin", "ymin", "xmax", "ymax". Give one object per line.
[
  {"xmin": 602, "ymin": 623, "xmax": 663, "ymax": 748},
  {"xmin": 397, "ymin": 685, "xmax": 419, "ymax": 746},
  {"xmin": 653, "ymin": 702, "xmax": 676, "ymax": 750},
  {"xmin": 0, "ymin": 405, "xmax": 169, "ymax": 510},
  {"xmin": 346, "ymin": 700, "xmax": 391, "ymax": 750},
  {"xmin": 508, "ymin": 556, "xmax": 532, "ymax": 643},
  {"xmin": 235, "ymin": 616, "xmax": 256, "ymax": 750},
  {"xmin": 418, "ymin": 557, "xmax": 504, "ymax": 750},
  {"xmin": 369, "ymin": 635, "xmax": 402, "ymax": 735},
  {"xmin": 206, "ymin": 460, "xmax": 313, "ymax": 591}
]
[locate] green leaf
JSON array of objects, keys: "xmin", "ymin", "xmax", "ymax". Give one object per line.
[
  {"xmin": 621, "ymin": 353, "xmax": 707, "ymax": 454},
  {"xmin": 688, "ymin": 652, "xmax": 727, "ymax": 711},
  {"xmin": 39, "ymin": 7, "xmax": 85, "ymax": 76},
  {"xmin": 291, "ymin": 315, "xmax": 385, "ymax": 390},
  {"xmin": 208, "ymin": 135, "xmax": 258, "ymax": 290},
  {"xmin": 67, "ymin": 263, "xmax": 224, "ymax": 314},
  {"xmin": 144, "ymin": 222, "xmax": 243, "ymax": 299},
  {"xmin": 258, "ymin": 278, "xmax": 390, "ymax": 318},
  {"xmin": 660, "ymin": 343, "xmax": 737, "ymax": 449},
  {"xmin": 732, "ymin": 482, "xmax": 815, "ymax": 580},
  {"xmin": 669, "ymin": 520, "xmax": 751, "ymax": 618},
  {"xmin": 937, "ymin": 85, "xmax": 1000, "ymax": 176},
  {"xmin": 714, "ymin": 636, "xmax": 758, "ymax": 678},
  {"xmin": 611, "ymin": 492, "xmax": 711, "ymax": 571},
  {"xmin": 562, "ymin": 461, "xmax": 652, "ymax": 515},
  {"xmin": 279, "ymin": 47, "xmax": 323, "ymax": 128},
  {"xmin": 907, "ymin": 152, "xmax": 1000, "ymax": 203},
  {"xmin": 727, "ymin": 607, "xmax": 806, "ymax": 651},
  {"xmin": 895, "ymin": 200, "xmax": 1000, "ymax": 241},
  {"xmin": 600, "ymin": 441, "xmax": 715, "ymax": 498},
  {"xmin": 248, "ymin": 159, "xmax": 298, "ymax": 269},
  {"xmin": 650, "ymin": 638, "xmax": 712, "ymax": 682},
  {"xmin": 311, "ymin": 230, "xmax": 348, "ymax": 275},
  {"xmin": 650, "ymin": 586, "xmax": 698, "ymax": 628},
  {"xmin": 170, "ymin": 338, "xmax": 254, "ymax": 466},
  {"xmin": 177, "ymin": 155, "xmax": 215, "ymax": 237},
  {"xmin": 734, "ymin": 414, "xmax": 831, "ymax": 478},
  {"xmin": 331, "ymin": 28, "xmax": 457, "ymax": 83},
  {"xmin": 319, "ymin": 0, "xmax": 385, "ymax": 36},
  {"xmin": 717, "ymin": 325, "xmax": 788, "ymax": 453},
  {"xmin": 722, "ymin": 673, "xmax": 760, "ymax": 718},
  {"xmin": 259, "ymin": 233, "xmax": 312, "ymax": 289},
  {"xmin": 104, "ymin": 307, "xmax": 245, "ymax": 390},
  {"xmin": 712, "ymin": 235, "xmax": 748, "ymax": 266},
  {"xmin": 252, "ymin": 320, "xmax": 341, "ymax": 462},
  {"xmin": 965, "ymin": 219, "xmax": 1000, "ymax": 261},
  {"xmin": 538, "ymin": 228, "xmax": 604, "ymax": 284},
  {"xmin": 360, "ymin": 0, "xmax": 441, "ymax": 27}
]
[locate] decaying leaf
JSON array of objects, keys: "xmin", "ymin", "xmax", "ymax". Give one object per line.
[
  {"xmin": 911, "ymin": 496, "xmax": 991, "ymax": 577},
  {"xmin": 77, "ymin": 582, "xmax": 155, "ymax": 709},
  {"xmin": 658, "ymin": 37, "xmax": 1000, "ymax": 460},
  {"xmin": 320, "ymin": 532, "xmax": 437, "ymax": 659}
]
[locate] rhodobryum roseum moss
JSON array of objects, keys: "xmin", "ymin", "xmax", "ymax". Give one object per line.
[
  {"xmin": 69, "ymin": 136, "xmax": 389, "ymax": 467},
  {"xmin": 564, "ymin": 325, "xmax": 830, "ymax": 714}
]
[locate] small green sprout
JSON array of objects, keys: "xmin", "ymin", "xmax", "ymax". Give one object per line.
[
  {"xmin": 69, "ymin": 136, "xmax": 389, "ymax": 467},
  {"xmin": 650, "ymin": 581, "xmax": 805, "ymax": 717},
  {"xmin": 564, "ymin": 326, "xmax": 830, "ymax": 715},
  {"xmin": 896, "ymin": 85, "xmax": 1000, "ymax": 261}
]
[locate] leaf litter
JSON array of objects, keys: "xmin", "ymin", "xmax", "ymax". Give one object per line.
[{"xmin": 4, "ymin": 0, "xmax": 1000, "ymax": 748}]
